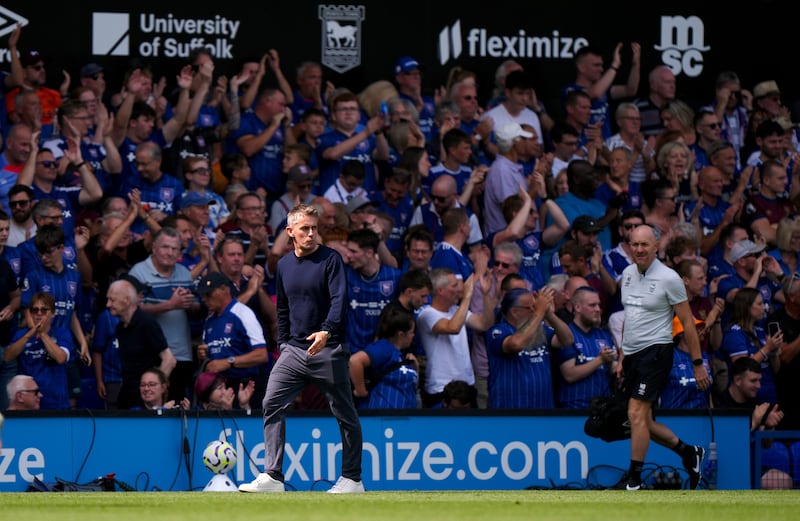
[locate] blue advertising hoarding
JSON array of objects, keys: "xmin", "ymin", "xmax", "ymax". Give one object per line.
[{"xmin": 0, "ymin": 411, "xmax": 750, "ymax": 491}]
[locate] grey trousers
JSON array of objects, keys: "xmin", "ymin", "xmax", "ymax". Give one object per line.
[{"xmin": 261, "ymin": 342, "xmax": 362, "ymax": 482}]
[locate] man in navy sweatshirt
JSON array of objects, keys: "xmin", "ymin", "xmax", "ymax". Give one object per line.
[{"xmin": 239, "ymin": 203, "xmax": 365, "ymax": 494}]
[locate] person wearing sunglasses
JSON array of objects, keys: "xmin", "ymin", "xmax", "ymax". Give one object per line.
[
  {"xmin": 690, "ymin": 110, "xmax": 724, "ymax": 172},
  {"xmin": 4, "ymin": 293, "xmax": 70, "ymax": 409},
  {"xmin": 5, "ymin": 375, "xmax": 41, "ymax": 411},
  {"xmin": 7, "ymin": 47, "xmax": 63, "ymax": 141}
]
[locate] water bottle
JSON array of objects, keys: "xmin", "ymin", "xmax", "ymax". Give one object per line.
[{"xmin": 704, "ymin": 441, "xmax": 718, "ymax": 489}]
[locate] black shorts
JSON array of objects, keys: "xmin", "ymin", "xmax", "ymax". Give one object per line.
[{"xmin": 621, "ymin": 343, "xmax": 674, "ymax": 402}]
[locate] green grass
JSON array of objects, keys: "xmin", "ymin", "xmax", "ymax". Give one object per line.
[{"xmin": 0, "ymin": 491, "xmax": 798, "ymax": 521}]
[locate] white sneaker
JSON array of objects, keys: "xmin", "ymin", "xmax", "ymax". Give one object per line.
[
  {"xmin": 238, "ymin": 473, "xmax": 285, "ymax": 493},
  {"xmin": 326, "ymin": 476, "xmax": 365, "ymax": 494}
]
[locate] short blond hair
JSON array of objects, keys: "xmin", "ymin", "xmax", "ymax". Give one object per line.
[{"xmin": 287, "ymin": 204, "xmax": 319, "ymax": 228}]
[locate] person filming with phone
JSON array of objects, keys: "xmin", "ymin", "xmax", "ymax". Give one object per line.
[{"xmin": 719, "ymin": 287, "xmax": 782, "ymax": 405}]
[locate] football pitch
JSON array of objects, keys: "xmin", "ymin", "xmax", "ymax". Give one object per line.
[{"xmin": 0, "ymin": 490, "xmax": 797, "ymax": 521}]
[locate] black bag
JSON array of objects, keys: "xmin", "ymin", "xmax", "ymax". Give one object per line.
[{"xmin": 584, "ymin": 394, "xmax": 631, "ymax": 442}]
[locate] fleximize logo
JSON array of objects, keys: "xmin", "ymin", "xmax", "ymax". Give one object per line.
[{"xmin": 438, "ymin": 19, "xmax": 588, "ymax": 66}]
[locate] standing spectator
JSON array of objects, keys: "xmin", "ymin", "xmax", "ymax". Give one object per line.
[
  {"xmin": 660, "ymin": 316, "xmax": 712, "ymax": 409},
  {"xmin": 0, "ymin": 124, "xmax": 33, "ymax": 211},
  {"xmin": 195, "ymin": 271, "xmax": 268, "ymax": 407},
  {"xmin": 110, "ymin": 67, "xmax": 193, "ymax": 188},
  {"xmin": 239, "ymin": 204, "xmax": 364, "ymax": 494},
  {"xmin": 690, "ymin": 110, "xmax": 723, "ymax": 172},
  {"xmin": 486, "ymin": 286, "xmax": 571, "ymax": 409},
  {"xmin": 6, "ymin": 50, "xmax": 62, "ymax": 141},
  {"xmin": 182, "ymin": 155, "xmax": 230, "ymax": 230},
  {"xmin": 217, "ymin": 191, "xmax": 269, "ymax": 268},
  {"xmin": 482, "ymin": 70, "xmax": 543, "ymax": 149},
  {"xmin": 720, "ymin": 287, "xmax": 782, "ymax": 405},
  {"xmin": 685, "ymin": 166, "xmax": 739, "ymax": 257},
  {"xmin": 410, "ymin": 175, "xmax": 482, "ymax": 249},
  {"xmin": 704, "ymin": 71, "xmax": 751, "ymax": 170},
  {"xmin": 117, "ymin": 141, "xmax": 185, "ymax": 236},
  {"xmin": 128, "ymin": 227, "xmax": 197, "ymax": 402},
  {"xmin": 483, "ymin": 122, "xmax": 536, "ymax": 234},
  {"xmin": 6, "ymin": 185, "xmax": 36, "ymax": 248},
  {"xmin": 106, "ymin": 278, "xmax": 176, "ymax": 409},
  {"xmin": 350, "ymin": 307, "xmax": 419, "ymax": 409},
  {"xmin": 619, "ymin": 224, "xmax": 709, "ymax": 491},
  {"xmin": 17, "ymin": 131, "xmax": 103, "ymax": 239},
  {"xmin": 603, "ymin": 103, "xmax": 656, "ymax": 186},
  {"xmin": 742, "ymin": 159, "xmax": 795, "ymax": 247},
  {"xmin": 227, "ymin": 88, "xmax": 293, "ymax": 203},
  {"xmin": 373, "ymin": 168, "xmax": 415, "ymax": 262},
  {"xmin": 41, "ymin": 98, "xmax": 122, "ymax": 193},
  {"xmin": 562, "ymin": 42, "xmax": 640, "ymax": 140},
  {"xmin": 451, "ymin": 80, "xmax": 494, "ymax": 165},
  {"xmin": 0, "ymin": 244, "xmax": 19, "ymax": 411},
  {"xmin": 768, "ymin": 274, "xmax": 800, "ymax": 430},
  {"xmin": 633, "ymin": 65, "xmax": 676, "ymax": 137},
  {"xmin": 416, "ymin": 269, "xmax": 496, "ymax": 408},
  {"xmin": 269, "ymin": 164, "xmax": 315, "ymax": 234},
  {"xmin": 287, "ymin": 60, "xmax": 331, "ymax": 125},
  {"xmin": 342, "ymin": 229, "xmax": 401, "ymax": 354},
  {"xmin": 401, "ymin": 225, "xmax": 434, "ymax": 273},
  {"xmin": 91, "ymin": 303, "xmax": 122, "ymax": 410},
  {"xmin": 4, "ymin": 292, "xmax": 69, "ymax": 409},
  {"xmin": 318, "ymin": 92, "xmax": 388, "ymax": 195},
  {"xmin": 555, "ymin": 286, "xmax": 618, "ymax": 408},
  {"xmin": 21, "ymin": 225, "xmax": 88, "ymax": 367},
  {"xmin": 392, "ymin": 56, "xmax": 437, "ymax": 146}
]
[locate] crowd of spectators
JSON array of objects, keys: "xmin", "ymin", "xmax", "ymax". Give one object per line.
[{"xmin": 0, "ymin": 24, "xmax": 798, "ymax": 476}]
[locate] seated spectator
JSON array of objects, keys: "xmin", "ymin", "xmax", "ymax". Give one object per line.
[
  {"xmin": 194, "ymin": 370, "xmax": 254, "ymax": 412},
  {"xmin": 349, "ymin": 307, "xmax": 419, "ymax": 409},
  {"xmin": 5, "ymin": 375, "xmax": 41, "ymax": 411},
  {"xmin": 440, "ymin": 379, "xmax": 476, "ymax": 409},
  {"xmin": 136, "ymin": 367, "xmax": 189, "ymax": 411}
]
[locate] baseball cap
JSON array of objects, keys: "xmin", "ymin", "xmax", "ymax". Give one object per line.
[
  {"xmin": 179, "ymin": 191, "xmax": 217, "ymax": 210},
  {"xmin": 753, "ymin": 80, "xmax": 780, "ymax": 99},
  {"xmin": 287, "ymin": 164, "xmax": 313, "ymax": 185},
  {"xmin": 394, "ymin": 56, "xmax": 422, "ymax": 75},
  {"xmin": 21, "ymin": 50, "xmax": 45, "ymax": 68},
  {"xmin": 345, "ymin": 196, "xmax": 379, "ymax": 215},
  {"xmin": 572, "ymin": 215, "xmax": 602, "ymax": 234},
  {"xmin": 196, "ymin": 271, "xmax": 228, "ymax": 296},
  {"xmin": 495, "ymin": 122, "xmax": 534, "ymax": 144},
  {"xmin": 80, "ymin": 63, "xmax": 103, "ymax": 78},
  {"xmin": 194, "ymin": 372, "xmax": 225, "ymax": 403},
  {"xmin": 672, "ymin": 316, "xmax": 705, "ymax": 338},
  {"xmin": 729, "ymin": 239, "xmax": 766, "ymax": 264}
]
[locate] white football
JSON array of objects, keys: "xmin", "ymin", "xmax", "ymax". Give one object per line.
[{"xmin": 202, "ymin": 439, "xmax": 237, "ymax": 475}]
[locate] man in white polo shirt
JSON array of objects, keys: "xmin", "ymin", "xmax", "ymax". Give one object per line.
[{"xmin": 619, "ymin": 224, "xmax": 710, "ymax": 491}]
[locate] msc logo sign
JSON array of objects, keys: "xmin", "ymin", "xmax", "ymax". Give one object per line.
[{"xmin": 653, "ymin": 15, "xmax": 710, "ymax": 78}]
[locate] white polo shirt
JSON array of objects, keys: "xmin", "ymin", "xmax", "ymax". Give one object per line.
[{"xmin": 620, "ymin": 258, "xmax": 687, "ymax": 355}]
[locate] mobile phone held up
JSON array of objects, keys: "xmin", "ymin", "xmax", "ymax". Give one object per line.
[{"xmin": 767, "ymin": 322, "xmax": 781, "ymax": 337}]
